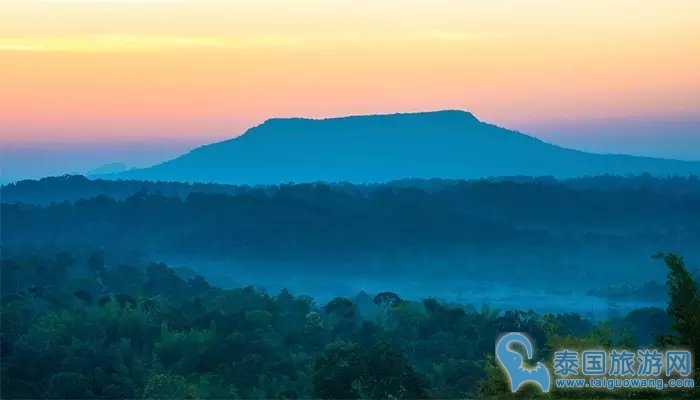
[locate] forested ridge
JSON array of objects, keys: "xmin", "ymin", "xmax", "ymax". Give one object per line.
[
  {"xmin": 5, "ymin": 174, "xmax": 700, "ymax": 205},
  {"xmin": 3, "ymin": 176, "xmax": 699, "ymax": 262},
  {"xmin": 1, "ymin": 251, "xmax": 698, "ymax": 399}
]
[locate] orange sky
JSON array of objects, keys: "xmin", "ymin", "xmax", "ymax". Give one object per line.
[{"xmin": 1, "ymin": 0, "xmax": 699, "ymax": 145}]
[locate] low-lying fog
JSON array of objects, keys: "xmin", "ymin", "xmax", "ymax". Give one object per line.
[{"xmin": 166, "ymin": 257, "xmax": 669, "ymax": 320}]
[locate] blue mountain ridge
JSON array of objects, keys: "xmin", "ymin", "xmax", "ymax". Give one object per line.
[{"xmin": 111, "ymin": 110, "xmax": 700, "ymax": 184}]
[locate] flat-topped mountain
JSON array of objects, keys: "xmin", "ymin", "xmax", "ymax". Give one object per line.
[{"xmin": 112, "ymin": 110, "xmax": 700, "ymax": 184}]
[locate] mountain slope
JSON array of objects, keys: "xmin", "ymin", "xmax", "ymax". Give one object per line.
[
  {"xmin": 113, "ymin": 110, "xmax": 700, "ymax": 184},
  {"xmin": 87, "ymin": 162, "xmax": 129, "ymax": 176}
]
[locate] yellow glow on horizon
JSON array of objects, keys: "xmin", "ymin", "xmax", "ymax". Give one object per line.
[
  {"xmin": 0, "ymin": 35, "xmax": 228, "ymax": 52},
  {"xmin": 0, "ymin": 31, "xmax": 491, "ymax": 53}
]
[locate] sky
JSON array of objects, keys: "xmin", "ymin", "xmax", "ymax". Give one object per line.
[{"xmin": 1, "ymin": 0, "xmax": 699, "ymax": 181}]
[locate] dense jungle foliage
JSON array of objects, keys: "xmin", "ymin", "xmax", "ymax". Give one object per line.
[{"xmin": 1, "ymin": 251, "xmax": 698, "ymax": 399}]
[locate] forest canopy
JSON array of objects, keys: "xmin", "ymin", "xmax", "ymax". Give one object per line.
[
  {"xmin": 3, "ymin": 175, "xmax": 699, "ymax": 264},
  {"xmin": 2, "ymin": 175, "xmax": 699, "ymax": 398},
  {"xmin": 1, "ymin": 251, "xmax": 697, "ymax": 399}
]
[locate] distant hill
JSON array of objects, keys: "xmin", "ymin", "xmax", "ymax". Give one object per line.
[
  {"xmin": 0, "ymin": 175, "xmax": 250, "ymax": 205},
  {"xmin": 86, "ymin": 162, "xmax": 129, "ymax": 177},
  {"xmin": 107, "ymin": 110, "xmax": 700, "ymax": 184}
]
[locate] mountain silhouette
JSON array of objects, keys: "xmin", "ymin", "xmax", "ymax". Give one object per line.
[
  {"xmin": 87, "ymin": 162, "xmax": 129, "ymax": 177},
  {"xmin": 112, "ymin": 110, "xmax": 700, "ymax": 184}
]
